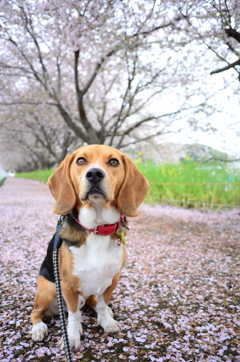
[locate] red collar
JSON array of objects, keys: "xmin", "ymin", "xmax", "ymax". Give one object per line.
[{"xmin": 72, "ymin": 214, "xmax": 126, "ymax": 236}]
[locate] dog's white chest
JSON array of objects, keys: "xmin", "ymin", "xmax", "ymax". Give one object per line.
[{"xmin": 70, "ymin": 233, "xmax": 123, "ymax": 299}]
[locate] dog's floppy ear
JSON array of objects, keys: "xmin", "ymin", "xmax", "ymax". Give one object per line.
[
  {"xmin": 47, "ymin": 154, "xmax": 76, "ymax": 215},
  {"xmin": 117, "ymin": 155, "xmax": 150, "ymax": 217}
]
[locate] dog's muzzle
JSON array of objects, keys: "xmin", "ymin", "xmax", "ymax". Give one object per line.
[
  {"xmin": 85, "ymin": 168, "xmax": 106, "ymax": 198},
  {"xmin": 86, "ymin": 168, "xmax": 105, "ymax": 184}
]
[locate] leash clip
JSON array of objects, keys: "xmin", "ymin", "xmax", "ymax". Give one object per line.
[
  {"xmin": 57, "ymin": 215, "xmax": 66, "ymax": 226},
  {"xmin": 93, "ymin": 227, "xmax": 98, "ymax": 235}
]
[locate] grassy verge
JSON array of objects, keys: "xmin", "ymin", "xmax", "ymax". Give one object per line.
[
  {"xmin": 15, "ymin": 160, "xmax": 240, "ymax": 209},
  {"xmin": 136, "ymin": 159, "xmax": 240, "ymax": 209},
  {"xmin": 0, "ymin": 177, "xmax": 6, "ymax": 187},
  {"xmin": 15, "ymin": 169, "xmax": 54, "ymax": 184}
]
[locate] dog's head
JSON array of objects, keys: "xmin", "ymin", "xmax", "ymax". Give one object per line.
[{"xmin": 47, "ymin": 144, "xmax": 149, "ymax": 217}]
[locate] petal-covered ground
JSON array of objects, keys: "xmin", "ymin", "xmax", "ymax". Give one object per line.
[{"xmin": 0, "ymin": 177, "xmax": 239, "ymax": 362}]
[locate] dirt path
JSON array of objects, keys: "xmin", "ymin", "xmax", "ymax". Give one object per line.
[{"xmin": 0, "ymin": 177, "xmax": 239, "ymax": 362}]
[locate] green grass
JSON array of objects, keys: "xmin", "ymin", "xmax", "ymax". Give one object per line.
[
  {"xmin": 15, "ymin": 159, "xmax": 240, "ymax": 209},
  {"xmin": 0, "ymin": 177, "xmax": 6, "ymax": 187},
  {"xmin": 15, "ymin": 169, "xmax": 54, "ymax": 184},
  {"xmin": 136, "ymin": 158, "xmax": 240, "ymax": 209}
]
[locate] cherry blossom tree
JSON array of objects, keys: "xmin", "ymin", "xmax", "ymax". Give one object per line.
[
  {"xmin": 176, "ymin": 0, "xmax": 240, "ymax": 79},
  {"xmin": 0, "ymin": 0, "xmax": 239, "ymax": 171},
  {"xmin": 0, "ymin": 103, "xmax": 80, "ymax": 171},
  {"xmin": 0, "ymin": 0, "xmax": 201, "ymax": 152}
]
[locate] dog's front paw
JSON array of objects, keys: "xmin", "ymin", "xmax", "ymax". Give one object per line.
[
  {"xmin": 58, "ymin": 333, "xmax": 81, "ymax": 351},
  {"xmin": 58, "ymin": 309, "xmax": 82, "ymax": 350},
  {"xmin": 58, "ymin": 325, "xmax": 82, "ymax": 351},
  {"xmin": 32, "ymin": 322, "xmax": 48, "ymax": 341},
  {"xmin": 105, "ymin": 319, "xmax": 122, "ymax": 333},
  {"xmin": 99, "ymin": 314, "xmax": 122, "ymax": 333}
]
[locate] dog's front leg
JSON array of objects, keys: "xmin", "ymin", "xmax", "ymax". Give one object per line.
[
  {"xmin": 95, "ymin": 273, "xmax": 122, "ymax": 333},
  {"xmin": 59, "ymin": 284, "xmax": 84, "ymax": 350},
  {"xmin": 95, "ymin": 294, "xmax": 122, "ymax": 333}
]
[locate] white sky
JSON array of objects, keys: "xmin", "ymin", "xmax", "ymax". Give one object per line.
[
  {"xmin": 157, "ymin": 69, "xmax": 240, "ymax": 156},
  {"xmin": 166, "ymin": 126, "xmax": 239, "ymax": 155},
  {"xmin": 168, "ymin": 107, "xmax": 240, "ymax": 155}
]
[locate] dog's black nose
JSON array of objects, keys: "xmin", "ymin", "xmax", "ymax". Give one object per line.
[{"xmin": 86, "ymin": 168, "xmax": 105, "ymax": 184}]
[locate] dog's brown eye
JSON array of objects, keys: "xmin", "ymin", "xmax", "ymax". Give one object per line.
[
  {"xmin": 109, "ymin": 158, "xmax": 119, "ymax": 167},
  {"xmin": 76, "ymin": 157, "xmax": 87, "ymax": 166}
]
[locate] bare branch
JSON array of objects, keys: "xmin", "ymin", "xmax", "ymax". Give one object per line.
[
  {"xmin": 82, "ymin": 59, "xmax": 104, "ymax": 96},
  {"xmin": 74, "ymin": 50, "xmax": 81, "ymax": 98},
  {"xmin": 119, "ymin": 128, "xmax": 183, "ymax": 149},
  {"xmin": 74, "ymin": 50, "xmax": 100, "ymax": 143},
  {"xmin": 54, "ymin": 100, "xmax": 90, "ymax": 143},
  {"xmin": 133, "ymin": 18, "xmax": 182, "ymax": 37},
  {"xmin": 56, "ymin": 57, "xmax": 62, "ymax": 95},
  {"xmin": 210, "ymin": 59, "xmax": 240, "ymax": 75},
  {"xmin": 0, "ymin": 62, "xmax": 33, "ymax": 75},
  {"xmin": 225, "ymin": 28, "xmax": 240, "ymax": 43},
  {"xmin": 7, "ymin": 37, "xmax": 45, "ymax": 87},
  {"xmin": 0, "ymin": 101, "xmax": 57, "ymax": 106},
  {"xmin": 20, "ymin": 6, "xmax": 49, "ymax": 83}
]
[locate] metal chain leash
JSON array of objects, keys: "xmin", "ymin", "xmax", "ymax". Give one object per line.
[{"xmin": 53, "ymin": 217, "xmax": 73, "ymax": 362}]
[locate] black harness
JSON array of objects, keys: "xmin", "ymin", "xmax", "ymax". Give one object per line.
[{"xmin": 39, "ymin": 215, "xmax": 64, "ymax": 283}]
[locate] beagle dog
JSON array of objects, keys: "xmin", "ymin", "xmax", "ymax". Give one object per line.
[{"xmin": 31, "ymin": 144, "xmax": 149, "ymax": 349}]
